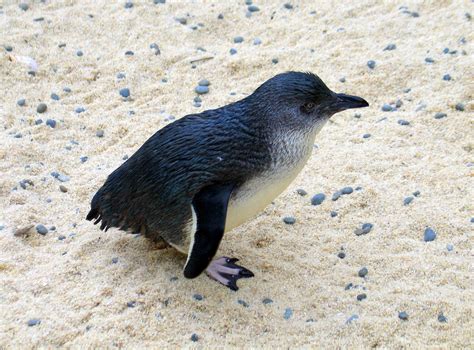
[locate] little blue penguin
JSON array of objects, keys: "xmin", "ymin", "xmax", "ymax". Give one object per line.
[{"xmin": 87, "ymin": 71, "xmax": 369, "ymax": 290}]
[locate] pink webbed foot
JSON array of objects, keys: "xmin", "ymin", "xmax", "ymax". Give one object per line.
[{"xmin": 205, "ymin": 257, "xmax": 254, "ymax": 291}]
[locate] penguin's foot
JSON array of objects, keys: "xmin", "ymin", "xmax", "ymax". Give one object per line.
[{"xmin": 205, "ymin": 257, "xmax": 254, "ymax": 291}]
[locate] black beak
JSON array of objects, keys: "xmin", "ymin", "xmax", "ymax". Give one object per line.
[{"xmin": 333, "ymin": 93, "xmax": 369, "ymax": 110}]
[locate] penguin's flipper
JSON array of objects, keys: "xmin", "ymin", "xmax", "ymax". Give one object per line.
[{"xmin": 183, "ymin": 183, "xmax": 234, "ymax": 279}]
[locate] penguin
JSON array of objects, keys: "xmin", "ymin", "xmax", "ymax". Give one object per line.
[{"xmin": 87, "ymin": 71, "xmax": 369, "ymax": 290}]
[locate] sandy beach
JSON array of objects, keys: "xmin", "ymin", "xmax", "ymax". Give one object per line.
[{"xmin": 0, "ymin": 0, "xmax": 473, "ymax": 348}]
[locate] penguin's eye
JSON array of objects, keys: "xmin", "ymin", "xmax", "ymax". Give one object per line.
[{"xmin": 300, "ymin": 102, "xmax": 315, "ymax": 114}]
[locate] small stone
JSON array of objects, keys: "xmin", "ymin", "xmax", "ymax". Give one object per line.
[
  {"xmin": 233, "ymin": 36, "xmax": 244, "ymax": 43},
  {"xmin": 125, "ymin": 50, "xmax": 134, "ymax": 56},
  {"xmin": 229, "ymin": 48, "xmax": 237, "ymax": 55},
  {"xmin": 58, "ymin": 43, "xmax": 66, "ymax": 48},
  {"xmin": 398, "ymin": 119, "xmax": 410, "ymax": 126},
  {"xmin": 425, "ymin": 57, "xmax": 435, "ymax": 63},
  {"xmin": 337, "ymin": 252, "xmax": 345, "ymax": 259},
  {"xmin": 403, "ymin": 196, "xmax": 414, "ymax": 205},
  {"xmin": 332, "ymin": 191, "xmax": 342, "ymax": 201},
  {"xmin": 46, "ymin": 119, "xmax": 56, "ymax": 128},
  {"xmin": 193, "ymin": 294, "xmax": 203, "ymax": 301},
  {"xmin": 339, "ymin": 77, "xmax": 346, "ymax": 83},
  {"xmin": 76, "ymin": 50, "xmax": 83, "ymax": 57},
  {"xmin": 262, "ymin": 298, "xmax": 273, "ymax": 305},
  {"xmin": 63, "ymin": 87, "xmax": 72, "ymax": 93},
  {"xmin": 190, "ymin": 334, "xmax": 199, "ymax": 342},
  {"xmin": 75, "ymin": 107, "xmax": 85, "ymax": 114},
  {"xmin": 198, "ymin": 79, "xmax": 210, "ymax": 86},
  {"xmin": 37, "ymin": 103, "xmax": 47, "ymax": 113},
  {"xmin": 33, "ymin": 17, "xmax": 44, "ymax": 22},
  {"xmin": 296, "ymin": 189, "xmax": 307, "ymax": 196},
  {"xmin": 4, "ymin": 45, "xmax": 13, "ymax": 52},
  {"xmin": 311, "ymin": 193, "xmax": 325, "ymax": 205},
  {"xmin": 283, "ymin": 216, "xmax": 296, "ymax": 225},
  {"xmin": 80, "ymin": 156, "xmax": 88, "ymax": 163},
  {"xmin": 346, "ymin": 314, "xmax": 359, "ymax": 324},
  {"xmin": 284, "ymin": 3, "xmax": 293, "ymax": 9},
  {"xmin": 117, "ymin": 72, "xmax": 126, "ymax": 79},
  {"xmin": 27, "ymin": 319, "xmax": 41, "ymax": 327},
  {"xmin": 36, "ymin": 224, "xmax": 48, "ymax": 235},
  {"xmin": 413, "ymin": 190, "xmax": 420, "ymax": 197},
  {"xmin": 434, "ymin": 112, "xmax": 447, "ymax": 119},
  {"xmin": 112, "ymin": 257, "xmax": 119, "ymax": 264},
  {"xmin": 357, "ymin": 293, "xmax": 367, "ymax": 301},
  {"xmin": 58, "ymin": 235, "xmax": 66, "ymax": 240},
  {"xmin": 237, "ymin": 299, "xmax": 249, "ymax": 307},
  {"xmin": 363, "ymin": 133, "xmax": 371, "ymax": 139},
  {"xmin": 341, "ymin": 187, "xmax": 353, "ymax": 195},
  {"xmin": 248, "ymin": 5, "xmax": 260, "ymax": 12},
  {"xmin": 193, "ymin": 96, "xmax": 202, "ymax": 103},
  {"xmin": 19, "ymin": 3, "xmax": 29, "ymax": 11},
  {"xmin": 124, "ymin": 1, "xmax": 133, "ymax": 9},
  {"xmin": 283, "ymin": 308, "xmax": 293, "ymax": 320},
  {"xmin": 271, "ymin": 58, "xmax": 279, "ymax": 64},
  {"xmin": 195, "ymin": 85, "xmax": 209, "ymax": 94},
  {"xmin": 57, "ymin": 174, "xmax": 70, "ymax": 182},
  {"xmin": 50, "ymin": 93, "xmax": 60, "ymax": 101},
  {"xmin": 355, "ymin": 186, "xmax": 362, "ymax": 191},
  {"xmin": 438, "ymin": 313, "xmax": 447, "ymax": 323},
  {"xmin": 175, "ymin": 17, "xmax": 187, "ymax": 25},
  {"xmin": 217, "ymin": 13, "xmax": 224, "ymax": 19},
  {"xmin": 17, "ymin": 98, "xmax": 26, "ymax": 106},
  {"xmin": 96, "ymin": 130, "xmax": 104, "ymax": 138},
  {"xmin": 384, "ymin": 44, "xmax": 396, "ymax": 51},
  {"xmin": 253, "ymin": 38, "xmax": 262, "ymax": 45},
  {"xmin": 423, "ymin": 227, "xmax": 436, "ymax": 242},
  {"xmin": 330, "ymin": 211, "xmax": 338, "ymax": 218},
  {"xmin": 119, "ymin": 88, "xmax": 130, "ymax": 98},
  {"xmin": 367, "ymin": 60, "xmax": 376, "ymax": 69},
  {"xmin": 19, "ymin": 179, "xmax": 33, "ymax": 189},
  {"xmin": 382, "ymin": 104, "xmax": 393, "ymax": 112},
  {"xmin": 353, "ymin": 113, "xmax": 361, "ymax": 118},
  {"xmin": 358, "ymin": 267, "xmax": 368, "ymax": 278},
  {"xmin": 455, "ymin": 103, "xmax": 464, "ymax": 111},
  {"xmin": 59, "ymin": 185, "xmax": 68, "ymax": 193},
  {"xmin": 127, "ymin": 301, "xmax": 136, "ymax": 308},
  {"xmin": 442, "ymin": 74, "xmax": 452, "ymax": 81},
  {"xmin": 398, "ymin": 311, "xmax": 409, "ymax": 321}
]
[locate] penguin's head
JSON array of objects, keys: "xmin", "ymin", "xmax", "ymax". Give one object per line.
[{"xmin": 250, "ymin": 71, "xmax": 369, "ymax": 131}]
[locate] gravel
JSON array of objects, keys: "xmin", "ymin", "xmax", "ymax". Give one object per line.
[
  {"xmin": 398, "ymin": 311, "xmax": 409, "ymax": 321},
  {"xmin": 284, "ymin": 3, "xmax": 293, "ymax": 9},
  {"xmin": 403, "ymin": 196, "xmax": 414, "ymax": 205},
  {"xmin": 341, "ymin": 186, "xmax": 353, "ymax": 195},
  {"xmin": 363, "ymin": 133, "xmax": 371, "ymax": 138},
  {"xmin": 96, "ymin": 130, "xmax": 104, "ymax": 138},
  {"xmin": 237, "ymin": 299, "xmax": 249, "ymax": 307},
  {"xmin": 112, "ymin": 257, "xmax": 119, "ymax": 264},
  {"xmin": 283, "ymin": 216, "xmax": 296, "ymax": 225},
  {"xmin": 46, "ymin": 119, "xmax": 56, "ymax": 128},
  {"xmin": 442, "ymin": 74, "xmax": 452, "ymax": 81},
  {"xmin": 381, "ymin": 104, "xmax": 393, "ymax": 112},
  {"xmin": 198, "ymin": 79, "xmax": 210, "ymax": 86},
  {"xmin": 425, "ymin": 57, "xmax": 435, "ymax": 63},
  {"xmin": 357, "ymin": 293, "xmax": 367, "ymax": 301},
  {"xmin": 253, "ymin": 38, "xmax": 262, "ymax": 45},
  {"xmin": 398, "ymin": 119, "xmax": 410, "ymax": 125},
  {"xmin": 17, "ymin": 98, "xmax": 26, "ymax": 106},
  {"xmin": 229, "ymin": 48, "xmax": 237, "ymax": 55},
  {"xmin": 337, "ymin": 252, "xmax": 346, "ymax": 259},
  {"xmin": 190, "ymin": 334, "xmax": 199, "ymax": 342},
  {"xmin": 36, "ymin": 224, "xmax": 48, "ymax": 235},
  {"xmin": 296, "ymin": 189, "xmax": 307, "ymax": 196},
  {"xmin": 330, "ymin": 211, "xmax": 338, "ymax": 217},
  {"xmin": 37, "ymin": 103, "xmax": 47, "ymax": 113},
  {"xmin": 75, "ymin": 107, "xmax": 86, "ymax": 113},
  {"xmin": 283, "ymin": 308, "xmax": 293, "ymax": 320},
  {"xmin": 262, "ymin": 298, "xmax": 273, "ymax": 304},
  {"xmin": 423, "ymin": 227, "xmax": 436, "ymax": 242},
  {"xmin": 438, "ymin": 313, "xmax": 448, "ymax": 323},
  {"xmin": 119, "ymin": 88, "xmax": 130, "ymax": 98},
  {"xmin": 233, "ymin": 36, "xmax": 244, "ymax": 43},
  {"xmin": 358, "ymin": 267, "xmax": 368, "ymax": 278},
  {"xmin": 59, "ymin": 185, "xmax": 68, "ymax": 193},
  {"xmin": 455, "ymin": 103, "xmax": 464, "ymax": 111},
  {"xmin": 19, "ymin": 3, "xmax": 29, "ymax": 11},
  {"xmin": 311, "ymin": 193, "xmax": 325, "ymax": 205},
  {"xmin": 332, "ymin": 190, "xmax": 342, "ymax": 201},
  {"xmin": 367, "ymin": 60, "xmax": 376, "ymax": 69},
  {"xmin": 193, "ymin": 294, "xmax": 203, "ymax": 301},
  {"xmin": 50, "ymin": 93, "xmax": 60, "ymax": 101},
  {"xmin": 195, "ymin": 85, "xmax": 209, "ymax": 94},
  {"xmin": 384, "ymin": 44, "xmax": 396, "ymax": 51},
  {"xmin": 27, "ymin": 319, "xmax": 41, "ymax": 327},
  {"xmin": 248, "ymin": 5, "xmax": 260, "ymax": 12},
  {"xmin": 434, "ymin": 112, "xmax": 447, "ymax": 119}
]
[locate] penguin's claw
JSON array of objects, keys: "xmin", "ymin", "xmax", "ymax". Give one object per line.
[{"xmin": 206, "ymin": 256, "xmax": 254, "ymax": 291}]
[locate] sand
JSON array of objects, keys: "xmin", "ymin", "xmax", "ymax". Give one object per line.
[{"xmin": 0, "ymin": 0, "xmax": 473, "ymax": 348}]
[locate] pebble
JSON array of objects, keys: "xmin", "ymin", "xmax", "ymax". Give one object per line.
[
  {"xmin": 353, "ymin": 113, "xmax": 361, "ymax": 118},
  {"xmin": 0, "ymin": 224, "xmax": 4, "ymax": 230},
  {"xmin": 434, "ymin": 112, "xmax": 447, "ymax": 119},
  {"xmin": 229, "ymin": 48, "xmax": 237, "ymax": 55},
  {"xmin": 117, "ymin": 72, "xmax": 126, "ymax": 79},
  {"xmin": 125, "ymin": 50, "xmax": 134, "ymax": 56},
  {"xmin": 363, "ymin": 133, "xmax": 371, "ymax": 139},
  {"xmin": 233, "ymin": 36, "xmax": 244, "ymax": 43},
  {"xmin": 50, "ymin": 93, "xmax": 60, "ymax": 101},
  {"xmin": 80, "ymin": 156, "xmax": 88, "ymax": 163},
  {"xmin": 76, "ymin": 50, "xmax": 83, "ymax": 57},
  {"xmin": 194, "ymin": 96, "xmax": 202, "ymax": 103},
  {"xmin": 272, "ymin": 58, "xmax": 279, "ymax": 64},
  {"xmin": 442, "ymin": 74, "xmax": 452, "ymax": 81},
  {"xmin": 424, "ymin": 227, "xmax": 436, "ymax": 242},
  {"xmin": 36, "ymin": 224, "xmax": 48, "ymax": 235},
  {"xmin": 127, "ymin": 301, "xmax": 136, "ymax": 308},
  {"xmin": 27, "ymin": 319, "xmax": 41, "ymax": 327},
  {"xmin": 124, "ymin": 2, "xmax": 133, "ymax": 9},
  {"xmin": 296, "ymin": 189, "xmax": 307, "ymax": 196},
  {"xmin": 154, "ymin": 0, "xmax": 166, "ymax": 3},
  {"xmin": 398, "ymin": 311, "xmax": 409, "ymax": 321},
  {"xmin": 4, "ymin": 45, "xmax": 13, "ymax": 52},
  {"xmin": 283, "ymin": 216, "xmax": 296, "ymax": 225},
  {"xmin": 446, "ymin": 243, "xmax": 454, "ymax": 251},
  {"xmin": 358, "ymin": 267, "xmax": 368, "ymax": 278},
  {"xmin": 57, "ymin": 174, "xmax": 70, "ymax": 182},
  {"xmin": 284, "ymin": 3, "xmax": 293, "ymax": 9},
  {"xmin": 175, "ymin": 17, "xmax": 187, "ymax": 25},
  {"xmin": 112, "ymin": 257, "xmax": 119, "ymax": 264},
  {"xmin": 198, "ymin": 79, "xmax": 210, "ymax": 86},
  {"xmin": 195, "ymin": 85, "xmax": 209, "ymax": 94},
  {"xmin": 46, "ymin": 119, "xmax": 56, "ymax": 128},
  {"xmin": 357, "ymin": 293, "xmax": 367, "ymax": 301},
  {"xmin": 438, "ymin": 313, "xmax": 447, "ymax": 323},
  {"xmin": 381, "ymin": 104, "xmax": 393, "ymax": 112},
  {"xmin": 58, "ymin": 235, "xmax": 66, "ymax": 240},
  {"xmin": 75, "ymin": 107, "xmax": 85, "ymax": 114},
  {"xmin": 237, "ymin": 299, "xmax": 249, "ymax": 307},
  {"xmin": 367, "ymin": 60, "xmax": 376, "ymax": 69},
  {"xmin": 341, "ymin": 186, "xmax": 353, "ymax": 195},
  {"xmin": 63, "ymin": 87, "xmax": 72, "ymax": 93},
  {"xmin": 190, "ymin": 334, "xmax": 199, "ymax": 342},
  {"xmin": 311, "ymin": 193, "xmax": 325, "ymax": 205},
  {"xmin": 339, "ymin": 77, "xmax": 346, "ymax": 83},
  {"xmin": 262, "ymin": 298, "xmax": 273, "ymax": 305},
  {"xmin": 96, "ymin": 130, "xmax": 104, "ymax": 138},
  {"xmin": 332, "ymin": 191, "xmax": 342, "ymax": 201},
  {"xmin": 217, "ymin": 13, "xmax": 224, "ymax": 19},
  {"xmin": 330, "ymin": 211, "xmax": 338, "ymax": 217},
  {"xmin": 398, "ymin": 119, "xmax": 410, "ymax": 126},
  {"xmin": 37, "ymin": 103, "xmax": 47, "ymax": 113},
  {"xmin": 119, "ymin": 88, "xmax": 130, "ymax": 98},
  {"xmin": 59, "ymin": 185, "xmax": 68, "ymax": 193},
  {"xmin": 193, "ymin": 294, "xmax": 203, "ymax": 301},
  {"xmin": 19, "ymin": 3, "xmax": 29, "ymax": 11},
  {"xmin": 403, "ymin": 196, "xmax": 414, "ymax": 205},
  {"xmin": 337, "ymin": 252, "xmax": 345, "ymax": 259},
  {"xmin": 455, "ymin": 103, "xmax": 464, "ymax": 111},
  {"xmin": 425, "ymin": 57, "xmax": 435, "ymax": 63},
  {"xmin": 17, "ymin": 98, "xmax": 26, "ymax": 106},
  {"xmin": 19, "ymin": 179, "xmax": 33, "ymax": 189},
  {"xmin": 384, "ymin": 44, "xmax": 396, "ymax": 51},
  {"xmin": 413, "ymin": 190, "xmax": 420, "ymax": 197},
  {"xmin": 253, "ymin": 38, "xmax": 262, "ymax": 45},
  {"xmin": 346, "ymin": 314, "xmax": 359, "ymax": 324},
  {"xmin": 248, "ymin": 5, "xmax": 260, "ymax": 12},
  {"xmin": 283, "ymin": 308, "xmax": 293, "ymax": 320}
]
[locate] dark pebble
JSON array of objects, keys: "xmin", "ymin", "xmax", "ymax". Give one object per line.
[
  {"xmin": 345, "ymin": 283, "xmax": 354, "ymax": 290},
  {"xmin": 341, "ymin": 186, "xmax": 353, "ymax": 195},
  {"xmin": 357, "ymin": 293, "xmax": 367, "ymax": 301},
  {"xmin": 346, "ymin": 314, "xmax": 359, "ymax": 324},
  {"xmin": 119, "ymin": 88, "xmax": 130, "ymax": 98},
  {"xmin": 413, "ymin": 190, "xmax": 420, "ymax": 197},
  {"xmin": 124, "ymin": 2, "xmax": 133, "ymax": 8},
  {"xmin": 63, "ymin": 87, "xmax": 72, "ymax": 93},
  {"xmin": 4, "ymin": 45, "xmax": 13, "ymax": 52},
  {"xmin": 442, "ymin": 74, "xmax": 452, "ymax": 81},
  {"xmin": 59, "ymin": 185, "xmax": 67, "ymax": 193},
  {"xmin": 17, "ymin": 98, "xmax": 26, "ymax": 106},
  {"xmin": 19, "ymin": 3, "xmax": 29, "ymax": 11},
  {"xmin": 272, "ymin": 58, "xmax": 279, "ymax": 64},
  {"xmin": 438, "ymin": 313, "xmax": 447, "ymax": 323},
  {"xmin": 127, "ymin": 301, "xmax": 136, "ymax": 308},
  {"xmin": 96, "ymin": 130, "xmax": 104, "ymax": 138},
  {"xmin": 284, "ymin": 3, "xmax": 293, "ymax": 9},
  {"xmin": 125, "ymin": 50, "xmax": 134, "ymax": 56},
  {"xmin": 233, "ymin": 36, "xmax": 244, "ymax": 43},
  {"xmin": 425, "ymin": 57, "xmax": 434, "ymax": 63},
  {"xmin": 339, "ymin": 77, "xmax": 346, "ymax": 83},
  {"xmin": 283, "ymin": 216, "xmax": 296, "ymax": 225},
  {"xmin": 248, "ymin": 5, "xmax": 260, "ymax": 12},
  {"xmin": 36, "ymin": 224, "xmax": 48, "ymax": 235},
  {"xmin": 398, "ymin": 311, "xmax": 409, "ymax": 320},
  {"xmin": 358, "ymin": 267, "xmax": 368, "ymax": 278},
  {"xmin": 75, "ymin": 107, "xmax": 85, "ymax": 113},
  {"xmin": 194, "ymin": 96, "xmax": 202, "ymax": 103},
  {"xmin": 337, "ymin": 251, "xmax": 345, "ymax": 259},
  {"xmin": 330, "ymin": 211, "xmax": 338, "ymax": 217},
  {"xmin": 27, "ymin": 319, "xmax": 41, "ymax": 327},
  {"xmin": 112, "ymin": 257, "xmax": 119, "ymax": 264},
  {"xmin": 363, "ymin": 133, "xmax": 371, "ymax": 139},
  {"xmin": 237, "ymin": 299, "xmax": 249, "ymax": 307},
  {"xmin": 355, "ymin": 186, "xmax": 362, "ymax": 191},
  {"xmin": 117, "ymin": 72, "xmax": 126, "ymax": 79},
  {"xmin": 311, "ymin": 193, "xmax": 325, "ymax": 205},
  {"xmin": 198, "ymin": 79, "xmax": 210, "ymax": 86},
  {"xmin": 193, "ymin": 294, "xmax": 203, "ymax": 301},
  {"xmin": 253, "ymin": 38, "xmax": 262, "ymax": 45},
  {"xmin": 381, "ymin": 104, "xmax": 393, "ymax": 112},
  {"xmin": 283, "ymin": 308, "xmax": 293, "ymax": 320},
  {"xmin": 58, "ymin": 235, "xmax": 66, "ymax": 240},
  {"xmin": 58, "ymin": 43, "xmax": 66, "ymax": 48},
  {"xmin": 367, "ymin": 60, "xmax": 376, "ymax": 69},
  {"xmin": 217, "ymin": 13, "xmax": 224, "ymax": 19},
  {"xmin": 384, "ymin": 44, "xmax": 396, "ymax": 51},
  {"xmin": 80, "ymin": 156, "xmax": 88, "ymax": 163},
  {"xmin": 262, "ymin": 298, "xmax": 273, "ymax": 305},
  {"xmin": 190, "ymin": 334, "xmax": 199, "ymax": 342},
  {"xmin": 19, "ymin": 179, "xmax": 33, "ymax": 189},
  {"xmin": 150, "ymin": 43, "xmax": 160, "ymax": 55},
  {"xmin": 332, "ymin": 191, "xmax": 342, "ymax": 201},
  {"xmin": 37, "ymin": 103, "xmax": 47, "ymax": 113},
  {"xmin": 455, "ymin": 103, "xmax": 464, "ymax": 111},
  {"xmin": 50, "ymin": 93, "xmax": 60, "ymax": 101},
  {"xmin": 230, "ymin": 48, "xmax": 237, "ymax": 55},
  {"xmin": 76, "ymin": 50, "xmax": 83, "ymax": 57},
  {"xmin": 46, "ymin": 119, "xmax": 56, "ymax": 128},
  {"xmin": 296, "ymin": 189, "xmax": 307, "ymax": 196},
  {"xmin": 33, "ymin": 17, "xmax": 44, "ymax": 22},
  {"xmin": 423, "ymin": 227, "xmax": 436, "ymax": 242},
  {"xmin": 398, "ymin": 119, "xmax": 410, "ymax": 125},
  {"xmin": 57, "ymin": 174, "xmax": 70, "ymax": 182},
  {"xmin": 14, "ymin": 133, "xmax": 22, "ymax": 138},
  {"xmin": 195, "ymin": 86, "xmax": 209, "ymax": 94},
  {"xmin": 434, "ymin": 112, "xmax": 447, "ymax": 119},
  {"xmin": 403, "ymin": 196, "xmax": 414, "ymax": 205},
  {"xmin": 175, "ymin": 17, "xmax": 187, "ymax": 25}
]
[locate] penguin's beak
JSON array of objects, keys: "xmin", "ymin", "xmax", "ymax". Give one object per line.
[{"xmin": 333, "ymin": 93, "xmax": 369, "ymax": 110}]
